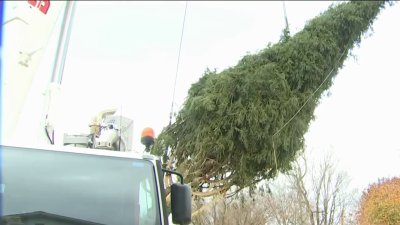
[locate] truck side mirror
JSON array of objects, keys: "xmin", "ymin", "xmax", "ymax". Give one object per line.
[{"xmin": 171, "ymin": 183, "xmax": 192, "ymax": 225}]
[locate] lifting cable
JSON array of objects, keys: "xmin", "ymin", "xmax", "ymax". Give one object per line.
[
  {"xmin": 283, "ymin": 1, "xmax": 289, "ymax": 32},
  {"xmin": 271, "ymin": 1, "xmax": 291, "ymax": 173},
  {"xmin": 169, "ymin": 1, "xmax": 189, "ymax": 126}
]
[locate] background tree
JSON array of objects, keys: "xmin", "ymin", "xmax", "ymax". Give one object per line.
[
  {"xmin": 190, "ymin": 151, "xmax": 357, "ymax": 225},
  {"xmin": 285, "ymin": 153, "xmax": 356, "ymax": 225},
  {"xmin": 153, "ymin": 1, "xmax": 390, "ymax": 199},
  {"xmin": 357, "ymin": 177, "xmax": 400, "ymax": 225},
  {"xmin": 191, "ymin": 188, "xmax": 272, "ymax": 225},
  {"xmin": 264, "ymin": 178, "xmax": 309, "ymax": 225}
]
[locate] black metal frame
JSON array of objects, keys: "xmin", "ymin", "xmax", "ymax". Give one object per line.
[{"xmin": 161, "ymin": 169, "xmax": 184, "ymax": 184}]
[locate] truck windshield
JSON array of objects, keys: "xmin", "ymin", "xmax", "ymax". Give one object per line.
[{"xmin": 0, "ymin": 145, "xmax": 161, "ymax": 225}]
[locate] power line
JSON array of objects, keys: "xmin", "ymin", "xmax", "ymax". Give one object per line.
[{"xmin": 169, "ymin": 1, "xmax": 188, "ymax": 125}]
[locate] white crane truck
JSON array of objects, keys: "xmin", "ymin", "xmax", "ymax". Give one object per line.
[{"xmin": 1, "ymin": 1, "xmax": 192, "ymax": 225}]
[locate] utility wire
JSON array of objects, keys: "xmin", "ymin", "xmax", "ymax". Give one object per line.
[{"xmin": 169, "ymin": 1, "xmax": 188, "ymax": 125}]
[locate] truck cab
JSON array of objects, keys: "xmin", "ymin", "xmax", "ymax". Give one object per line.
[
  {"xmin": 0, "ymin": 144, "xmax": 192, "ymax": 225},
  {"xmin": 1, "ymin": 2, "xmax": 192, "ymax": 224}
]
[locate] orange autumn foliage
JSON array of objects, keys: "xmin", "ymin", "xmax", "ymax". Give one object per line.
[{"xmin": 357, "ymin": 177, "xmax": 400, "ymax": 225}]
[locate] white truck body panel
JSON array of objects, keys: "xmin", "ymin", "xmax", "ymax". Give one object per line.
[{"xmin": 2, "ymin": 1, "xmax": 66, "ymax": 142}]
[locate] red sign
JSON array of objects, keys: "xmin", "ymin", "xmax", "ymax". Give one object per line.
[{"xmin": 28, "ymin": 0, "xmax": 50, "ymax": 15}]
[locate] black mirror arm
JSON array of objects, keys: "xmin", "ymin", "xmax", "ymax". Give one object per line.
[{"xmin": 162, "ymin": 169, "xmax": 184, "ymax": 184}]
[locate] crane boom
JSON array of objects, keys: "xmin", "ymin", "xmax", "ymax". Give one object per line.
[{"xmin": 1, "ymin": 1, "xmax": 66, "ymax": 143}]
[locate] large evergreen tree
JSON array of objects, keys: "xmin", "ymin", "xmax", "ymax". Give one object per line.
[{"xmin": 153, "ymin": 1, "xmax": 390, "ymax": 196}]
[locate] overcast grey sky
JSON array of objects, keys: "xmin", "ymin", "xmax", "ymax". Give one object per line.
[{"xmin": 7, "ymin": 1, "xmax": 400, "ymax": 192}]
